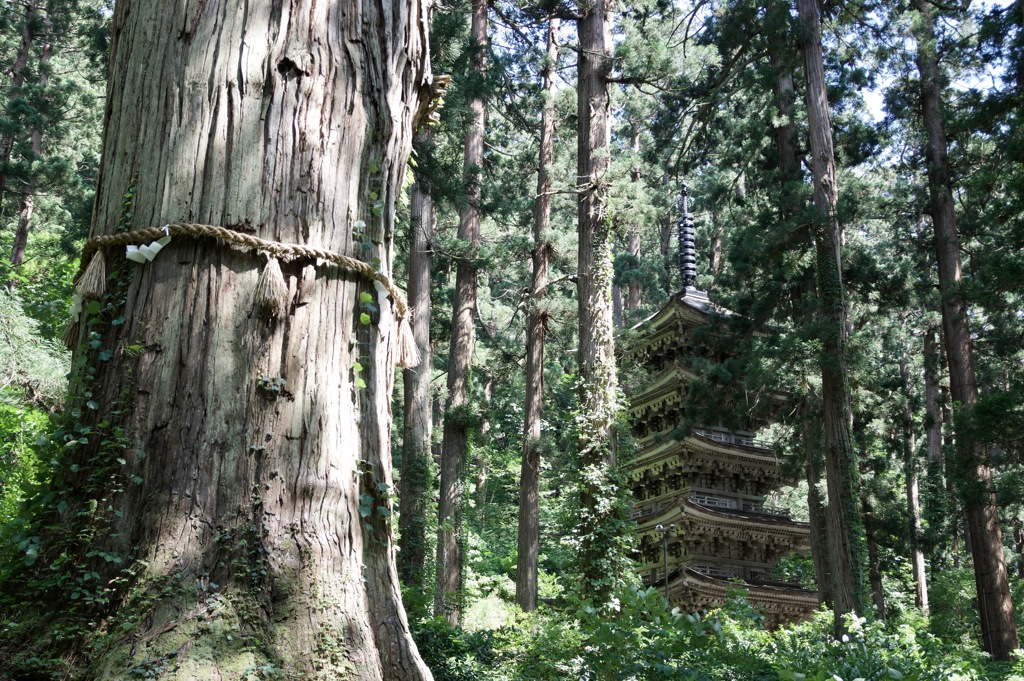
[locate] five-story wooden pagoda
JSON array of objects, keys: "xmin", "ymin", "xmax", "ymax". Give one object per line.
[{"xmin": 622, "ymin": 189, "xmax": 819, "ymax": 627}]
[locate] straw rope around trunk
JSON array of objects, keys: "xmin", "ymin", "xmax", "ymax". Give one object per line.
[{"xmin": 67, "ymin": 222, "xmax": 418, "ymax": 367}]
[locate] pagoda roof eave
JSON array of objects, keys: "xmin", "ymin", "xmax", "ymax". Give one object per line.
[
  {"xmin": 635, "ymin": 497, "xmax": 812, "ymax": 541},
  {"xmin": 628, "ymin": 362, "xmax": 699, "ymax": 412},
  {"xmin": 682, "ymin": 568, "xmax": 820, "ymax": 605},
  {"xmin": 632, "ymin": 434, "xmax": 783, "ymax": 479}
]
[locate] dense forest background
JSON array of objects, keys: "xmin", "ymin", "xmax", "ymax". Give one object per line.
[{"xmin": 0, "ymin": 0, "xmax": 1023, "ymax": 679}]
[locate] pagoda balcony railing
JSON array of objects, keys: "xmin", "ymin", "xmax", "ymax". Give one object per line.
[
  {"xmin": 691, "ymin": 563, "xmax": 739, "ymax": 580},
  {"xmin": 630, "ymin": 500, "xmax": 667, "ymax": 520},
  {"xmin": 693, "ymin": 428, "xmax": 772, "ymax": 450},
  {"xmin": 687, "ymin": 493, "xmax": 792, "ymax": 518},
  {"xmin": 692, "ymin": 564, "xmax": 804, "ymax": 588}
]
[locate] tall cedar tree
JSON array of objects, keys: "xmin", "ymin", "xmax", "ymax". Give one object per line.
[
  {"xmin": 765, "ymin": 5, "xmax": 834, "ymax": 608},
  {"xmin": 0, "ymin": 1, "xmax": 41, "ymax": 213},
  {"xmin": 516, "ymin": 16, "xmax": 558, "ymax": 613},
  {"xmin": 576, "ymin": 0, "xmax": 622, "ymax": 599},
  {"xmin": 436, "ymin": 0, "xmax": 487, "ymax": 625},
  {"xmin": 900, "ymin": 347, "xmax": 930, "ymax": 613},
  {"xmin": 914, "ymin": 0, "xmax": 1019, "ymax": 658},
  {"xmin": 796, "ymin": 0, "xmax": 870, "ymax": 626},
  {"xmin": 399, "ymin": 136, "xmax": 435, "ymax": 595},
  {"xmin": 8, "ymin": 1, "xmax": 434, "ymax": 677},
  {"xmin": 10, "ymin": 11, "xmax": 51, "ymax": 267}
]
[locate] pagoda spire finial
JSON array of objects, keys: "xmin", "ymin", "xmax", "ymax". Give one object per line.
[{"xmin": 677, "ymin": 183, "xmax": 697, "ymax": 290}]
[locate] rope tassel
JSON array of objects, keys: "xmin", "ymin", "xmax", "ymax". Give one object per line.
[
  {"xmin": 253, "ymin": 256, "xmax": 290, "ymax": 319},
  {"xmin": 75, "ymin": 252, "xmax": 107, "ymax": 300},
  {"xmin": 61, "ymin": 320, "xmax": 81, "ymax": 351},
  {"xmin": 396, "ymin": 313, "xmax": 419, "ymax": 369}
]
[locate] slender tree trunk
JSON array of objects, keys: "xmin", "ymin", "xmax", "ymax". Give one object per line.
[
  {"xmin": 659, "ymin": 176, "xmax": 674, "ymax": 296},
  {"xmin": 576, "ymin": 0, "xmax": 621, "ymax": 600},
  {"xmin": 0, "ymin": 1, "xmax": 39, "ymax": 212},
  {"xmin": 709, "ymin": 213, "xmax": 722, "ymax": 278},
  {"xmin": 611, "ymin": 248, "xmax": 624, "ymax": 328},
  {"xmin": 864, "ymin": 505, "xmax": 887, "ymax": 620},
  {"xmin": 796, "ymin": 0, "xmax": 869, "ymax": 629},
  {"xmin": 516, "ymin": 16, "xmax": 558, "ymax": 613},
  {"xmin": 476, "ymin": 374, "xmax": 492, "ymax": 512},
  {"xmin": 10, "ymin": 15, "xmax": 52, "ymax": 267},
  {"xmin": 435, "ymin": 0, "xmax": 487, "ymax": 625},
  {"xmin": 901, "ymin": 349, "xmax": 930, "ymax": 614},
  {"xmin": 915, "ymin": 0, "xmax": 1019, "ymax": 658},
  {"xmin": 770, "ymin": 46, "xmax": 801, "ymax": 180},
  {"xmin": 1015, "ymin": 521, "xmax": 1024, "ymax": 580},
  {"xmin": 625, "ymin": 230, "xmax": 641, "ymax": 315},
  {"xmin": 803, "ymin": 399, "xmax": 833, "ymax": 607},
  {"xmin": 938, "ymin": 382, "xmax": 962, "ymax": 567},
  {"xmin": 923, "ymin": 327, "xmax": 943, "ymax": 466},
  {"xmin": 39, "ymin": 1, "xmax": 433, "ymax": 677},
  {"xmin": 398, "ymin": 158, "xmax": 435, "ymax": 595},
  {"xmin": 625, "ymin": 131, "xmax": 642, "ymax": 316}
]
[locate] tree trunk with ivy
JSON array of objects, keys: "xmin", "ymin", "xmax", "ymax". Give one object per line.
[
  {"xmin": 576, "ymin": 0, "xmax": 624, "ymax": 601},
  {"xmin": 796, "ymin": 0, "xmax": 869, "ymax": 629},
  {"xmin": 435, "ymin": 0, "xmax": 487, "ymax": 626},
  {"xmin": 915, "ymin": 0, "xmax": 1019, "ymax": 658},
  {"xmin": 1, "ymin": 2, "xmax": 434, "ymax": 678},
  {"xmin": 516, "ymin": 16, "xmax": 557, "ymax": 613},
  {"xmin": 398, "ymin": 160, "xmax": 435, "ymax": 598}
]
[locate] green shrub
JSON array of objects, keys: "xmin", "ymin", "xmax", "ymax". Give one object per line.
[{"xmin": 773, "ymin": 611, "xmax": 983, "ymax": 681}]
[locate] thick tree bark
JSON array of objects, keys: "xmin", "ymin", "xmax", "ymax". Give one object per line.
[
  {"xmin": 901, "ymin": 349, "xmax": 929, "ymax": 614},
  {"xmin": 516, "ymin": 16, "xmax": 558, "ymax": 613},
  {"xmin": 0, "ymin": 1, "xmax": 39, "ymax": 213},
  {"xmin": 398, "ymin": 162, "xmax": 435, "ymax": 595},
  {"xmin": 50, "ymin": 2, "xmax": 434, "ymax": 678},
  {"xmin": 10, "ymin": 14, "xmax": 52, "ymax": 267},
  {"xmin": 576, "ymin": 0, "xmax": 620, "ymax": 600},
  {"xmin": 796, "ymin": 0, "xmax": 869, "ymax": 629},
  {"xmin": 915, "ymin": 0, "xmax": 1019, "ymax": 658},
  {"xmin": 435, "ymin": 0, "xmax": 487, "ymax": 625}
]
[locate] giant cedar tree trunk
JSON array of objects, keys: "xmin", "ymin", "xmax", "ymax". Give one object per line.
[
  {"xmin": 796, "ymin": 0, "xmax": 869, "ymax": 628},
  {"xmin": 576, "ymin": 0, "xmax": 621, "ymax": 599},
  {"xmin": 516, "ymin": 16, "xmax": 558, "ymax": 613},
  {"xmin": 53, "ymin": 2, "xmax": 433, "ymax": 677},
  {"xmin": 915, "ymin": 0, "xmax": 1019, "ymax": 658},
  {"xmin": 435, "ymin": 0, "xmax": 487, "ymax": 625},
  {"xmin": 398, "ymin": 157, "xmax": 435, "ymax": 594}
]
